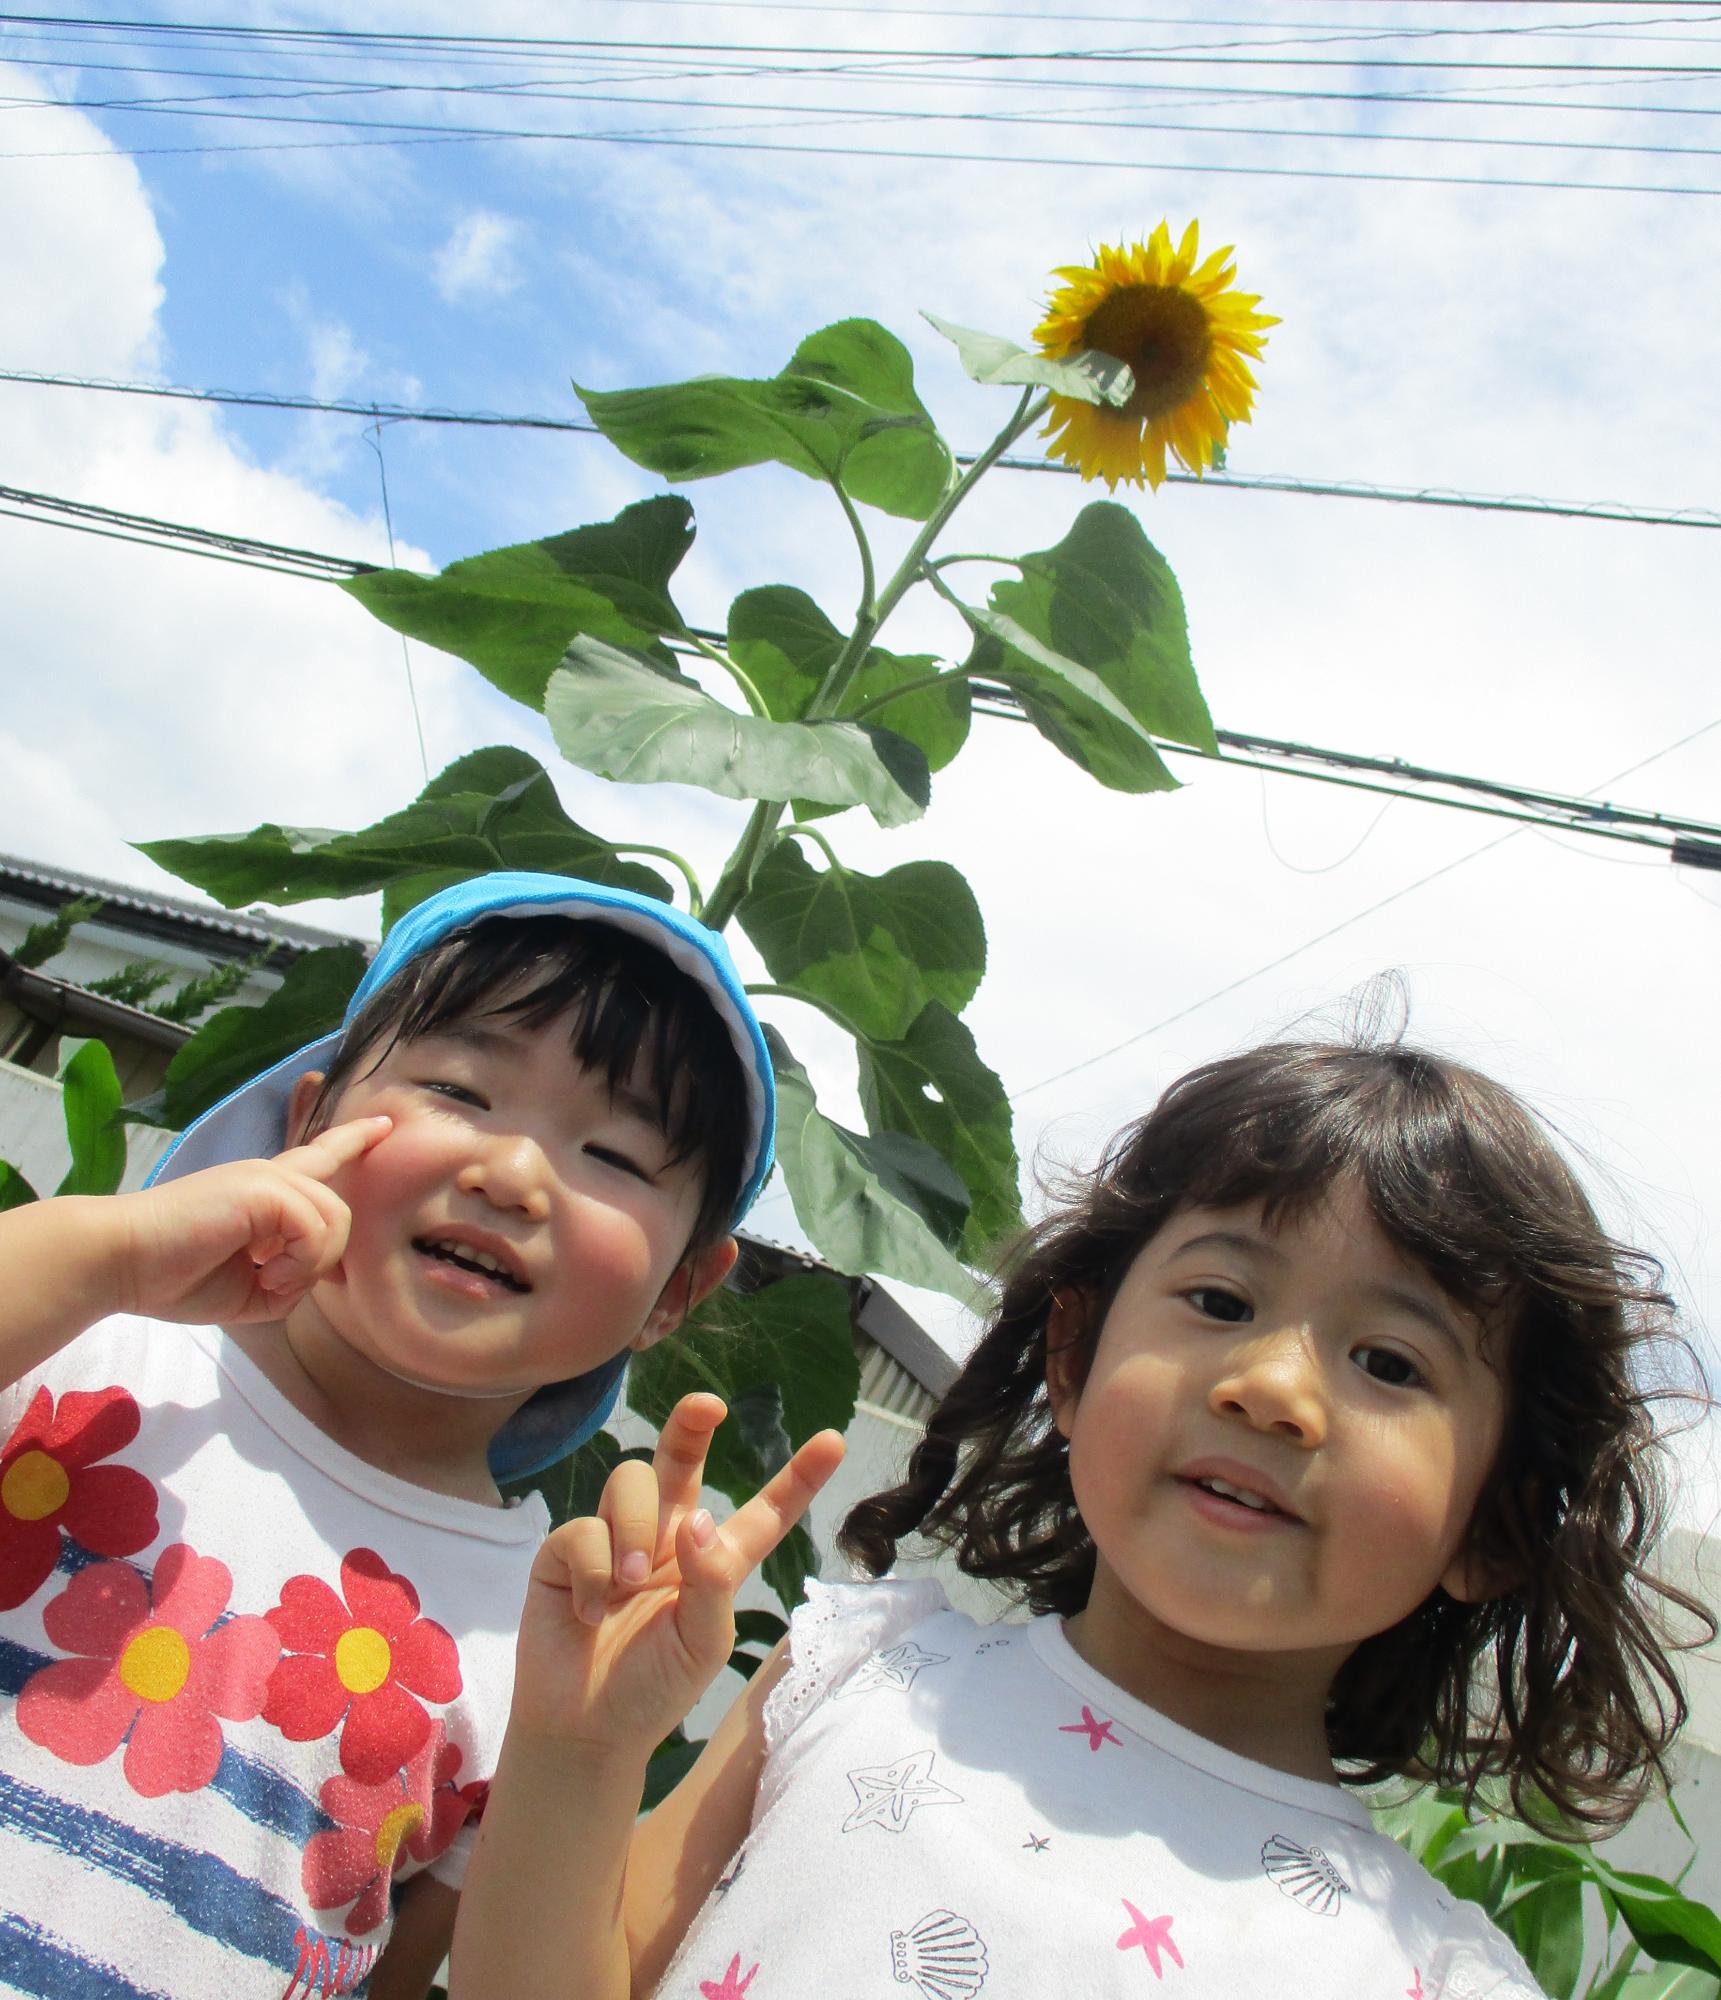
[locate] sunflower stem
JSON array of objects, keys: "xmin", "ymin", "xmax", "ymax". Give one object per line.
[
  {"xmin": 806, "ymin": 389, "xmax": 1045, "ymax": 724},
  {"xmin": 844, "ymin": 663, "xmax": 984, "ymax": 724},
  {"xmin": 680, "ymin": 631, "xmax": 769, "ymax": 718},
  {"xmin": 608, "ymin": 844, "xmax": 705, "ymax": 913},
  {"xmin": 702, "ymin": 799, "xmax": 784, "ymax": 934},
  {"xmin": 780, "ymin": 822, "xmax": 847, "ymax": 872}
]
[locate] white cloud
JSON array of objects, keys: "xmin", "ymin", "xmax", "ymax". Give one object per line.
[{"xmin": 431, "ymin": 211, "xmax": 524, "ymax": 304}]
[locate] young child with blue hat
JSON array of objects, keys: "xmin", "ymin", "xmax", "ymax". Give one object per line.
[{"xmin": 0, "ymin": 871, "xmax": 818, "ymax": 1999}]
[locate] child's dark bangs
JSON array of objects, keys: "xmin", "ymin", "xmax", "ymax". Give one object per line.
[{"xmin": 1143, "ymin": 1047, "xmax": 1534, "ymax": 1323}]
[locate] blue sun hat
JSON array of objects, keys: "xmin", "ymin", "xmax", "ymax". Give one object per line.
[{"xmin": 146, "ymin": 871, "xmax": 776, "ymax": 1481}]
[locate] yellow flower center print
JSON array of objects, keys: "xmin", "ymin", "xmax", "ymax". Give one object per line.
[{"xmin": 1034, "ymin": 221, "xmax": 1277, "ymax": 491}]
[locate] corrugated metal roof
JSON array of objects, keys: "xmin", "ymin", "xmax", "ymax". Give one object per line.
[{"xmin": 0, "ymin": 851, "xmax": 365, "ymax": 962}]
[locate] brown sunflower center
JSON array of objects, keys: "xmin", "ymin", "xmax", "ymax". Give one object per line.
[{"xmin": 1078, "ymin": 284, "xmax": 1213, "ymax": 421}]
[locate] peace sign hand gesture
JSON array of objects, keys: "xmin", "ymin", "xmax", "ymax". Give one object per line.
[{"xmin": 510, "ymin": 1394, "xmax": 845, "ymax": 1758}]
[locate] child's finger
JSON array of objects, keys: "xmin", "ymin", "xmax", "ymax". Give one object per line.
[
  {"xmin": 597, "ymin": 1457, "xmax": 662, "ymax": 1590},
  {"xmin": 649, "ymin": 1393, "xmax": 727, "ymax": 1546},
  {"xmin": 276, "ymin": 1115, "xmax": 394, "ymax": 1183},
  {"xmin": 675, "ymin": 1431, "xmax": 846, "ymax": 1658},
  {"xmin": 537, "ymin": 1515, "xmax": 617, "ymax": 1626},
  {"xmin": 252, "ymin": 1180, "xmax": 351, "ymax": 1293}
]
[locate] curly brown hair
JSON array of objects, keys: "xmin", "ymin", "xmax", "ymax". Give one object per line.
[{"xmin": 840, "ymin": 1040, "xmax": 1714, "ymax": 1831}]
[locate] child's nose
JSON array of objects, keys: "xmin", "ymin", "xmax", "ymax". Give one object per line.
[
  {"xmin": 456, "ymin": 1134, "xmax": 553, "ymax": 1221},
  {"xmin": 1207, "ymin": 1327, "xmax": 1328, "ymax": 1447}
]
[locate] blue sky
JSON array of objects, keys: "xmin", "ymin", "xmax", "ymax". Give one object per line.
[{"xmin": 4, "ymin": 1, "xmax": 1721, "ymax": 1516}]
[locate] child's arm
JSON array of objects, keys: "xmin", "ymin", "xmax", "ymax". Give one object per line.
[
  {"xmin": 0, "ymin": 1116, "xmax": 392, "ymax": 1389},
  {"xmin": 448, "ymin": 1395, "xmax": 844, "ymax": 2000}
]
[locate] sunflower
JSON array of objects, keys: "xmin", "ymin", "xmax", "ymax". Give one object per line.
[{"xmin": 1034, "ymin": 221, "xmax": 1276, "ymax": 491}]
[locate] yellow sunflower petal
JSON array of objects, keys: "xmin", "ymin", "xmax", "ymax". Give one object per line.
[{"xmin": 1031, "ymin": 218, "xmax": 1273, "ymax": 490}]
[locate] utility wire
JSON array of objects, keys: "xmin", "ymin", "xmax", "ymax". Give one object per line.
[
  {"xmin": 8, "ymin": 105, "xmax": 1716, "ymax": 196},
  {"xmin": 6, "ymin": 369, "xmax": 1719, "ymax": 534},
  {"xmin": 7, "ymin": 14, "xmax": 1721, "ymax": 72},
  {"xmin": 5, "ymin": 478, "xmax": 1719, "ymax": 867},
  {"xmin": 1009, "ymin": 710, "xmax": 1721, "ymax": 1102},
  {"xmin": 11, "ymin": 75, "xmax": 1721, "ymax": 170}
]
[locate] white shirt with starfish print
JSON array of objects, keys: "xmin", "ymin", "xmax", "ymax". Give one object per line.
[{"xmin": 657, "ymin": 1579, "xmax": 1545, "ymax": 2000}]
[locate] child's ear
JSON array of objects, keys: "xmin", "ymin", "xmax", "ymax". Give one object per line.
[
  {"xmin": 1044, "ymin": 1291, "xmax": 1088, "ymax": 1440},
  {"xmin": 284, "ymin": 1072, "xmax": 326, "ymax": 1149},
  {"xmin": 1439, "ymin": 1544, "xmax": 1517, "ymax": 1606},
  {"xmin": 633, "ymin": 1236, "xmax": 739, "ymax": 1353}
]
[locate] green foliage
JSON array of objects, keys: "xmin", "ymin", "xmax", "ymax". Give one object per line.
[
  {"xmin": 11, "ymin": 895, "xmax": 105, "ymax": 971},
  {"xmin": 1377, "ymin": 1788, "xmax": 1721, "ymax": 1998},
  {"xmin": 131, "ymin": 944, "xmax": 366, "ymax": 1133},
  {"xmin": 140, "ymin": 299, "xmax": 1220, "ymax": 1644},
  {"xmin": 149, "ymin": 949, "xmax": 269, "ymax": 1027},
  {"xmin": 341, "ymin": 497, "xmax": 695, "ymax": 709},
  {"xmin": 55, "ymin": 1038, "xmax": 128, "ymax": 1197},
  {"xmin": 544, "ymin": 639, "xmax": 930, "ymax": 828},
  {"xmin": 0, "ymin": 1160, "xmax": 38, "ymax": 1210},
  {"xmin": 577, "ymin": 320, "xmax": 953, "ymax": 521},
  {"xmin": 739, "ymin": 842, "xmax": 984, "ymax": 1042},
  {"xmin": 84, "ymin": 960, "xmax": 174, "ymax": 1010}
]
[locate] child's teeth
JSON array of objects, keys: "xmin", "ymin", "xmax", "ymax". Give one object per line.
[{"xmin": 1203, "ymin": 1477, "xmax": 1269, "ymax": 1510}]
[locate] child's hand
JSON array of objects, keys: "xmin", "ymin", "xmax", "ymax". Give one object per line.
[
  {"xmin": 108, "ymin": 1117, "xmax": 394, "ymax": 1326},
  {"xmin": 511, "ymin": 1394, "xmax": 845, "ymax": 1758}
]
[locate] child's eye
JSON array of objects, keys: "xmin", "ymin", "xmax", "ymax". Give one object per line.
[
  {"xmin": 420, "ymin": 1079, "xmax": 486, "ymax": 1108},
  {"xmin": 585, "ymin": 1144, "xmax": 653, "ymax": 1182},
  {"xmin": 1355, "ymin": 1346, "xmax": 1425, "ymax": 1389},
  {"xmin": 1186, "ymin": 1286, "xmax": 1251, "ymax": 1324}
]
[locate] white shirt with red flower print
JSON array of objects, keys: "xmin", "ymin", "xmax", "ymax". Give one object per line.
[
  {"xmin": 0, "ymin": 1315, "xmax": 549, "ymax": 2000},
  {"xmin": 657, "ymin": 1580, "xmax": 1549, "ymax": 2000}
]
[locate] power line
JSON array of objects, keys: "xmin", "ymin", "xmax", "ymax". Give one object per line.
[
  {"xmin": 7, "ymin": 13, "xmax": 1721, "ymax": 71},
  {"xmin": 5, "ymin": 477, "xmax": 1719, "ymax": 869},
  {"xmin": 10, "ymin": 74, "xmax": 1721, "ymax": 170},
  {"xmin": 6, "ymin": 368, "xmax": 1719, "ymax": 533},
  {"xmin": 7, "ymin": 98, "xmax": 1717, "ymax": 195},
  {"xmin": 1009, "ymin": 711, "xmax": 1721, "ymax": 1101}
]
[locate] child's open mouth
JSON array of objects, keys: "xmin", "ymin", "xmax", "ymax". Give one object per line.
[{"xmin": 412, "ymin": 1236, "xmax": 531, "ymax": 1293}]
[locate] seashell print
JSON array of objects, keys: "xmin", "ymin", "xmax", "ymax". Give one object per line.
[
  {"xmin": 889, "ymin": 1908, "xmax": 990, "ymax": 1997},
  {"xmin": 1261, "ymin": 1834, "xmax": 1350, "ymax": 1916}
]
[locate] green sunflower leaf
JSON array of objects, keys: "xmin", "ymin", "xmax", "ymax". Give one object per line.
[
  {"xmin": 0, "ymin": 1160, "xmax": 38, "ymax": 1211},
  {"xmin": 766, "ymin": 1027, "xmax": 974, "ymax": 1298},
  {"xmin": 137, "ymin": 944, "xmax": 367, "ymax": 1133},
  {"xmin": 577, "ymin": 320, "xmax": 953, "ymax": 523},
  {"xmin": 728, "ymin": 586, "xmax": 970, "ymax": 778},
  {"xmin": 738, "ymin": 840, "xmax": 984, "ymax": 1043},
  {"xmin": 627, "ymin": 1270, "xmax": 860, "ymax": 1506},
  {"xmin": 340, "ymin": 497, "xmax": 695, "ymax": 710},
  {"xmin": 139, "ymin": 748, "xmax": 670, "ymax": 914},
  {"xmin": 856, "ymin": 1001, "xmax": 1021, "ymax": 1263},
  {"xmin": 962, "ymin": 501, "xmax": 1212, "ymax": 793},
  {"xmin": 922, "ymin": 312, "xmax": 1134, "ymax": 407},
  {"xmin": 544, "ymin": 638, "xmax": 930, "ymax": 828}
]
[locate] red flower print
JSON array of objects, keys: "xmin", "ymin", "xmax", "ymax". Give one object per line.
[
  {"xmin": 17, "ymin": 1544, "xmax": 279, "ymax": 1797},
  {"xmin": 264, "ymin": 1548, "xmax": 462, "ymax": 1783},
  {"xmin": 0, "ymin": 1386, "xmax": 157, "ymax": 1610},
  {"xmin": 302, "ymin": 1723, "xmax": 472, "ymax": 1935}
]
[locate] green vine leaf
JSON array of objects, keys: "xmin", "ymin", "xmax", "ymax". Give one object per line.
[
  {"xmin": 964, "ymin": 502, "xmax": 1214, "ymax": 793},
  {"xmin": 577, "ymin": 320, "xmax": 953, "ymax": 522},
  {"xmin": 922, "ymin": 312, "xmax": 1134, "ymax": 406},
  {"xmin": 857, "ymin": 1001, "xmax": 1021, "ymax": 1262},
  {"xmin": 766, "ymin": 1027, "xmax": 973, "ymax": 1298},
  {"xmin": 740, "ymin": 841, "xmax": 984, "ymax": 1042},
  {"xmin": 139, "ymin": 748, "xmax": 671, "ymax": 914},
  {"xmin": 728, "ymin": 585, "xmax": 970, "ymax": 779},
  {"xmin": 545, "ymin": 639, "xmax": 930, "ymax": 828},
  {"xmin": 340, "ymin": 497, "xmax": 696, "ymax": 709}
]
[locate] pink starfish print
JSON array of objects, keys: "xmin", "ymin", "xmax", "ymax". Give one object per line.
[
  {"xmin": 1116, "ymin": 1902, "xmax": 1183, "ymax": 1978},
  {"xmin": 699, "ymin": 1953, "xmax": 759, "ymax": 1999},
  {"xmin": 1060, "ymin": 1704, "xmax": 1121, "ymax": 1751},
  {"xmin": 1407, "ymin": 1975, "xmax": 1424, "ymax": 2000}
]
